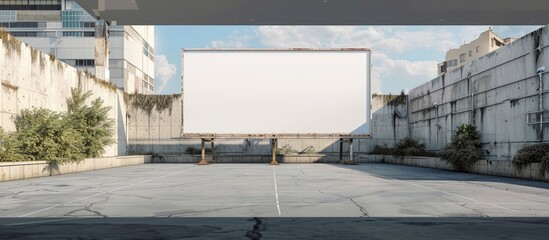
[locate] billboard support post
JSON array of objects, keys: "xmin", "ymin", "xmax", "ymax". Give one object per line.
[
  {"xmin": 271, "ymin": 139, "xmax": 279, "ymax": 165},
  {"xmin": 199, "ymin": 139, "xmax": 208, "ymax": 165}
]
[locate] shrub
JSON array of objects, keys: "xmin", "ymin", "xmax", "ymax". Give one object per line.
[
  {"xmin": 13, "ymin": 108, "xmax": 85, "ymax": 162},
  {"xmin": 301, "ymin": 146, "xmax": 315, "ymax": 155},
  {"xmin": 66, "ymin": 89, "xmax": 115, "ymax": 158},
  {"xmin": 277, "ymin": 144, "xmax": 298, "ymax": 155},
  {"xmin": 512, "ymin": 143, "xmax": 549, "ymax": 175},
  {"xmin": 0, "ymin": 89, "xmax": 115, "ymax": 163},
  {"xmin": 439, "ymin": 124, "xmax": 483, "ymax": 171},
  {"xmin": 371, "ymin": 144, "xmax": 392, "ymax": 155},
  {"xmin": 0, "ymin": 128, "xmax": 28, "ymax": 162},
  {"xmin": 185, "ymin": 147, "xmax": 212, "ymax": 155},
  {"xmin": 393, "ymin": 137, "xmax": 428, "ymax": 156},
  {"xmin": 371, "ymin": 138, "xmax": 433, "ymax": 156}
]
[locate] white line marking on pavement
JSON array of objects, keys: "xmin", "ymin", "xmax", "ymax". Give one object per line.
[
  {"xmin": 272, "ymin": 165, "xmax": 281, "ymax": 216},
  {"xmin": 365, "ymin": 172, "xmax": 519, "ymax": 213},
  {"xmin": 19, "ymin": 166, "xmax": 197, "ymax": 217}
]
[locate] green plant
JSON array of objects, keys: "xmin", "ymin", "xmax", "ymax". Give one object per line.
[
  {"xmin": 371, "ymin": 144, "xmax": 392, "ymax": 155},
  {"xmin": 129, "ymin": 94, "xmax": 181, "ymax": 115},
  {"xmin": 512, "ymin": 143, "xmax": 549, "ymax": 176},
  {"xmin": 66, "ymin": 89, "xmax": 115, "ymax": 158},
  {"xmin": 185, "ymin": 147, "xmax": 212, "ymax": 155},
  {"xmin": 0, "ymin": 128, "xmax": 28, "ymax": 162},
  {"xmin": 393, "ymin": 137, "xmax": 428, "ymax": 156},
  {"xmin": 0, "ymin": 89, "xmax": 115, "ymax": 163},
  {"xmin": 439, "ymin": 124, "xmax": 483, "ymax": 171},
  {"xmin": 277, "ymin": 144, "xmax": 298, "ymax": 155},
  {"xmin": 13, "ymin": 108, "xmax": 85, "ymax": 162},
  {"xmin": 301, "ymin": 146, "xmax": 315, "ymax": 155}
]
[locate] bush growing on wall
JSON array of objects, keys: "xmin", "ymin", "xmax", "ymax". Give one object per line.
[
  {"xmin": 66, "ymin": 89, "xmax": 115, "ymax": 158},
  {"xmin": 512, "ymin": 143, "xmax": 549, "ymax": 176},
  {"xmin": 13, "ymin": 108, "xmax": 85, "ymax": 162},
  {"xmin": 0, "ymin": 89, "xmax": 115, "ymax": 163},
  {"xmin": 393, "ymin": 137, "xmax": 430, "ymax": 156},
  {"xmin": 0, "ymin": 128, "xmax": 27, "ymax": 162},
  {"xmin": 371, "ymin": 138, "xmax": 433, "ymax": 156},
  {"xmin": 439, "ymin": 124, "xmax": 483, "ymax": 171}
]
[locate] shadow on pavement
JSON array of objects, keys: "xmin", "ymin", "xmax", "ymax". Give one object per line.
[
  {"xmin": 0, "ymin": 217, "xmax": 548, "ymax": 240},
  {"xmin": 334, "ymin": 163, "xmax": 549, "ymax": 190}
]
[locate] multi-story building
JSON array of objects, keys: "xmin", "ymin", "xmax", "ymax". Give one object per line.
[
  {"xmin": 0, "ymin": 0, "xmax": 154, "ymax": 94},
  {"xmin": 438, "ymin": 27, "xmax": 515, "ymax": 75}
]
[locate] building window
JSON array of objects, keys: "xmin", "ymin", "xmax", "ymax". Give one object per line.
[
  {"xmin": 459, "ymin": 54, "xmax": 466, "ymax": 63},
  {"xmin": 447, "ymin": 59, "xmax": 458, "ymax": 67},
  {"xmin": 75, "ymin": 59, "xmax": 94, "ymax": 67},
  {"xmin": 469, "ymin": 51, "xmax": 472, "ymax": 57},
  {"xmin": 9, "ymin": 31, "xmax": 37, "ymax": 37},
  {"xmin": 0, "ymin": 10, "xmax": 17, "ymax": 21},
  {"xmin": 63, "ymin": 31, "xmax": 83, "ymax": 37},
  {"xmin": 1, "ymin": 21, "xmax": 38, "ymax": 28},
  {"xmin": 495, "ymin": 40, "xmax": 504, "ymax": 47},
  {"xmin": 0, "ymin": 1, "xmax": 62, "ymax": 11}
]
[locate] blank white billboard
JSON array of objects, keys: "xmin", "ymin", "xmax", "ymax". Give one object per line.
[{"xmin": 182, "ymin": 49, "xmax": 371, "ymax": 135}]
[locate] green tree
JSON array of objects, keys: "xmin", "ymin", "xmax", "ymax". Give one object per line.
[
  {"xmin": 66, "ymin": 89, "xmax": 115, "ymax": 158},
  {"xmin": 0, "ymin": 127, "xmax": 27, "ymax": 162},
  {"xmin": 13, "ymin": 108, "xmax": 84, "ymax": 162}
]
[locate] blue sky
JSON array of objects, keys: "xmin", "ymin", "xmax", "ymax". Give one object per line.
[{"xmin": 154, "ymin": 26, "xmax": 542, "ymax": 95}]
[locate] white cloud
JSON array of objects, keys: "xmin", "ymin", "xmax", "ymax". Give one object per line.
[
  {"xmin": 207, "ymin": 25, "xmax": 539, "ymax": 94},
  {"xmin": 256, "ymin": 26, "xmax": 441, "ymax": 93},
  {"xmin": 154, "ymin": 55, "xmax": 177, "ymax": 93},
  {"xmin": 257, "ymin": 26, "xmax": 458, "ymax": 54},
  {"xmin": 210, "ymin": 32, "xmax": 251, "ymax": 48},
  {"xmin": 372, "ymin": 52, "xmax": 437, "ymax": 93}
]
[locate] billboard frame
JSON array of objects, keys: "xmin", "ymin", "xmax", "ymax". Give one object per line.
[{"xmin": 179, "ymin": 48, "xmax": 372, "ymax": 140}]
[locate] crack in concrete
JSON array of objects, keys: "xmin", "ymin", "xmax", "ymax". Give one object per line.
[
  {"xmin": 457, "ymin": 203, "xmax": 489, "ymax": 217},
  {"xmin": 319, "ymin": 190, "xmax": 369, "ymax": 217},
  {"xmin": 244, "ymin": 217, "xmax": 265, "ymax": 240},
  {"xmin": 108, "ymin": 192, "xmax": 154, "ymax": 200},
  {"xmin": 9, "ymin": 189, "xmax": 59, "ymax": 199},
  {"xmin": 156, "ymin": 205, "xmax": 258, "ymax": 217},
  {"xmin": 63, "ymin": 197, "xmax": 109, "ymax": 218}
]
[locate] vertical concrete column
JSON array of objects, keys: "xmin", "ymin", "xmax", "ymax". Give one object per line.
[
  {"xmin": 271, "ymin": 139, "xmax": 279, "ymax": 165},
  {"xmin": 199, "ymin": 139, "xmax": 208, "ymax": 165},
  {"xmin": 349, "ymin": 138, "xmax": 354, "ymax": 163},
  {"xmin": 339, "ymin": 138, "xmax": 344, "ymax": 163},
  {"xmin": 211, "ymin": 140, "xmax": 215, "ymax": 161},
  {"xmin": 95, "ymin": 19, "xmax": 110, "ymax": 82}
]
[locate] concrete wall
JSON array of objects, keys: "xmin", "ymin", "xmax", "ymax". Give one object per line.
[
  {"xmin": 0, "ymin": 31, "xmax": 128, "ymax": 156},
  {"xmin": 126, "ymin": 89, "xmax": 410, "ymax": 156},
  {"xmin": 407, "ymin": 25, "xmax": 549, "ymax": 160},
  {"xmin": 369, "ymin": 93, "xmax": 409, "ymax": 147},
  {"xmin": 0, "ymin": 155, "xmax": 151, "ymax": 182}
]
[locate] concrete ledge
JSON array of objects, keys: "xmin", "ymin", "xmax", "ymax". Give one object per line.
[
  {"xmin": 152, "ymin": 154, "xmax": 366, "ymax": 164},
  {"xmin": 0, "ymin": 155, "xmax": 151, "ymax": 182},
  {"xmin": 359, "ymin": 155, "xmax": 549, "ymax": 182}
]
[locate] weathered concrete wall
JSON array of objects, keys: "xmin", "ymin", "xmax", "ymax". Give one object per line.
[
  {"xmin": 127, "ymin": 96, "xmax": 189, "ymax": 154},
  {"xmin": 0, "ymin": 31, "xmax": 128, "ymax": 156},
  {"xmin": 0, "ymin": 155, "xmax": 151, "ymax": 182},
  {"xmin": 369, "ymin": 93, "xmax": 409, "ymax": 147},
  {"xmin": 358, "ymin": 155, "xmax": 549, "ymax": 182},
  {"xmin": 407, "ymin": 25, "xmax": 549, "ymax": 160}
]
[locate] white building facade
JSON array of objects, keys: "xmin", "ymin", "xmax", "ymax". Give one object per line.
[{"xmin": 0, "ymin": 0, "xmax": 154, "ymax": 94}]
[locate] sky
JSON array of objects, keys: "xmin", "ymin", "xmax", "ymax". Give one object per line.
[{"xmin": 153, "ymin": 25, "xmax": 542, "ymax": 95}]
